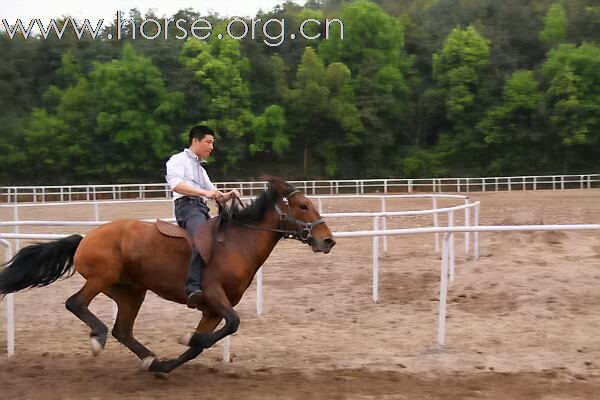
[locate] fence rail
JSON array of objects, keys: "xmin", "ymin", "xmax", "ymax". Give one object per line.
[{"xmin": 1, "ymin": 174, "xmax": 598, "ymax": 203}]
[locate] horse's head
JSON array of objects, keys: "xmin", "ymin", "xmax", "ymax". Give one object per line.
[{"xmin": 267, "ymin": 177, "xmax": 336, "ymax": 254}]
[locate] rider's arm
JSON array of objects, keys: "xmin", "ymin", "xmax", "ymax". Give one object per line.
[
  {"xmin": 166, "ymin": 156, "xmax": 218, "ymax": 198},
  {"xmin": 172, "ymin": 182, "xmax": 216, "ymax": 198}
]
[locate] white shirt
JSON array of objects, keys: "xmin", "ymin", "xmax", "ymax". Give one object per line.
[{"xmin": 165, "ymin": 148, "xmax": 217, "ymax": 201}]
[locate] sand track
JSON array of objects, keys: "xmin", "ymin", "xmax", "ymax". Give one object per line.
[{"xmin": 1, "ymin": 190, "xmax": 599, "ymax": 398}]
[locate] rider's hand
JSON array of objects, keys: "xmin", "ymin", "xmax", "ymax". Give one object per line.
[{"xmin": 203, "ymin": 190, "xmax": 222, "ymax": 199}]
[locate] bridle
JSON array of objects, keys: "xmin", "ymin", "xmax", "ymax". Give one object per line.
[{"xmin": 235, "ymin": 189, "xmax": 326, "ymax": 243}]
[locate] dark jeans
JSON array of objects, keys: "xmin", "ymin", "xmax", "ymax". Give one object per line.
[{"xmin": 174, "ymin": 196, "xmax": 210, "ymax": 294}]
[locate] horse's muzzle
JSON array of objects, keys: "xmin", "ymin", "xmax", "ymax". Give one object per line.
[{"xmin": 319, "ymin": 237, "xmax": 336, "ymax": 254}]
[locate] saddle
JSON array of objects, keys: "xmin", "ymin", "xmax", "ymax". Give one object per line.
[{"xmin": 155, "ymin": 218, "xmax": 221, "ymax": 264}]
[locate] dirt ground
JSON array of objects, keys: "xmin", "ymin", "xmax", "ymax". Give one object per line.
[{"xmin": 1, "ymin": 189, "xmax": 599, "ymax": 399}]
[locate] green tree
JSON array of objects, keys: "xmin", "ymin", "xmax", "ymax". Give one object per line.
[
  {"xmin": 180, "ymin": 31, "xmax": 255, "ymax": 174},
  {"xmin": 91, "ymin": 44, "xmax": 184, "ymax": 180},
  {"xmin": 319, "ymin": 0, "xmax": 414, "ymax": 176},
  {"xmin": 540, "ymin": 3, "xmax": 568, "ymax": 47},
  {"xmin": 275, "ymin": 48, "xmax": 362, "ymax": 176},
  {"xmin": 431, "ymin": 25, "xmax": 491, "ymax": 174},
  {"xmin": 24, "ymin": 52, "xmax": 96, "ymax": 182},
  {"xmin": 476, "ymin": 71, "xmax": 547, "ymax": 173},
  {"xmin": 543, "ymin": 43, "xmax": 600, "ymax": 171},
  {"xmin": 250, "ymin": 105, "xmax": 288, "ymax": 157},
  {"xmin": 433, "ymin": 25, "xmax": 490, "ymax": 125},
  {"xmin": 24, "ymin": 45, "xmax": 184, "ymax": 183}
]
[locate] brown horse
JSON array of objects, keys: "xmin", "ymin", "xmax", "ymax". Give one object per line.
[{"xmin": 0, "ymin": 177, "xmax": 336, "ymax": 374}]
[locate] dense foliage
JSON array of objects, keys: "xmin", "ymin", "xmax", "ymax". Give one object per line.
[{"xmin": 1, "ymin": 0, "xmax": 598, "ymax": 184}]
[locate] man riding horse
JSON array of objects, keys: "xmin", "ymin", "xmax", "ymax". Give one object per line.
[{"xmin": 165, "ymin": 125, "xmax": 239, "ymax": 309}]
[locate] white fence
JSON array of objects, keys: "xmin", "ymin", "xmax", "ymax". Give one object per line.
[
  {"xmin": 334, "ymin": 223, "xmax": 600, "ymax": 347},
  {"xmin": 2, "ymin": 174, "xmax": 599, "ymax": 203},
  {"xmin": 1, "ymin": 194, "xmax": 477, "ymax": 305},
  {"xmin": 1, "ymin": 194, "xmax": 476, "ymax": 360},
  {"xmin": 0, "ymin": 194, "xmax": 472, "ymax": 251},
  {"xmin": 2, "ymin": 194, "xmax": 599, "ymax": 363}
]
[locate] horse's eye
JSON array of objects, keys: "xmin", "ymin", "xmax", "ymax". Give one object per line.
[{"xmin": 299, "ymin": 204, "xmax": 308, "ymax": 210}]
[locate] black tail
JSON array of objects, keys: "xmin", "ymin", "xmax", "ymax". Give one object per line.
[{"xmin": 0, "ymin": 234, "xmax": 83, "ymax": 295}]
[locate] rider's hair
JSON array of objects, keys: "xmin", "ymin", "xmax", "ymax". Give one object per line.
[{"xmin": 188, "ymin": 125, "xmax": 214, "ymax": 146}]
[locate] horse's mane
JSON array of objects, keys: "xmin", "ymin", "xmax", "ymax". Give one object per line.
[{"xmin": 219, "ymin": 179, "xmax": 297, "ymax": 224}]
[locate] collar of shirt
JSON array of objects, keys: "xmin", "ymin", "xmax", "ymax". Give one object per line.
[{"xmin": 184, "ymin": 148, "xmax": 207, "ymax": 165}]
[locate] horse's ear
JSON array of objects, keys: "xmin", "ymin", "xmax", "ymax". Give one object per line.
[{"xmin": 260, "ymin": 175, "xmax": 287, "ymax": 193}]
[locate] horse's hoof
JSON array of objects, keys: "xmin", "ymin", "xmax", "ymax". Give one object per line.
[
  {"xmin": 177, "ymin": 333, "xmax": 193, "ymax": 346},
  {"xmin": 140, "ymin": 356, "xmax": 156, "ymax": 371},
  {"xmin": 90, "ymin": 337, "xmax": 103, "ymax": 356},
  {"xmin": 153, "ymin": 372, "xmax": 169, "ymax": 380}
]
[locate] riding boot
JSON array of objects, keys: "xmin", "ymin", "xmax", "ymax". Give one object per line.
[
  {"xmin": 174, "ymin": 196, "xmax": 210, "ymax": 309},
  {"xmin": 185, "ymin": 249, "xmax": 204, "ymax": 308}
]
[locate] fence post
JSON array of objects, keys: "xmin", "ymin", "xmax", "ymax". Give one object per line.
[
  {"xmin": 432, "ymin": 197, "xmax": 440, "ymax": 255},
  {"xmin": 464, "ymin": 198, "xmax": 470, "ymax": 255},
  {"xmin": 448, "ymin": 210, "xmax": 455, "ymax": 282},
  {"xmin": 223, "ymin": 336, "xmax": 231, "ymax": 363},
  {"xmin": 256, "ymin": 267, "xmax": 263, "ymax": 316},
  {"xmin": 474, "ymin": 203, "xmax": 480, "ymax": 260},
  {"xmin": 438, "ymin": 233, "xmax": 450, "ymax": 347},
  {"xmin": 381, "ymin": 197, "xmax": 388, "ymax": 253},
  {"xmin": 13, "ymin": 205, "xmax": 20, "ymax": 250},
  {"xmin": 1, "ymin": 239, "xmax": 15, "ymax": 356},
  {"xmin": 6, "ymin": 290, "xmax": 14, "ymax": 357},
  {"xmin": 372, "ymin": 216, "xmax": 380, "ymax": 304},
  {"xmin": 112, "ymin": 301, "xmax": 118, "ymax": 323}
]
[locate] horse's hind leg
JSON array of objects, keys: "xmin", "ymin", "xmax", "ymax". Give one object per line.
[
  {"xmin": 65, "ymin": 279, "xmax": 112, "ymax": 356},
  {"xmin": 103, "ymin": 284, "xmax": 155, "ymax": 362}
]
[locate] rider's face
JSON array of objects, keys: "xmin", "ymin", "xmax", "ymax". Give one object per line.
[{"xmin": 192, "ymin": 135, "xmax": 214, "ymax": 160}]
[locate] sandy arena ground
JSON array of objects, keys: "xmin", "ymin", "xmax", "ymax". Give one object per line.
[{"xmin": 0, "ymin": 189, "xmax": 599, "ymax": 399}]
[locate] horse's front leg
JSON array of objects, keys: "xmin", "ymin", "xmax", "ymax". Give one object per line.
[
  {"xmin": 147, "ymin": 290, "xmax": 239, "ymax": 374},
  {"xmin": 183, "ymin": 307, "xmax": 239, "ymax": 349},
  {"xmin": 184, "ymin": 288, "xmax": 240, "ymax": 349},
  {"xmin": 141, "ymin": 311, "xmax": 222, "ymax": 375}
]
